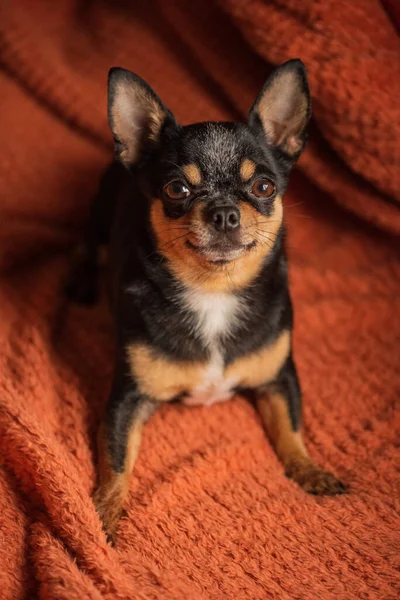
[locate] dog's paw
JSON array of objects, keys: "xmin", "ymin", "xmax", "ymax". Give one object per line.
[
  {"xmin": 286, "ymin": 461, "xmax": 347, "ymax": 496},
  {"xmin": 93, "ymin": 488, "xmax": 121, "ymax": 545}
]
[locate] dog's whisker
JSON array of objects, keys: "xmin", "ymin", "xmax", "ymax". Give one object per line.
[
  {"xmin": 256, "ymin": 231, "xmax": 276, "ymax": 245},
  {"xmin": 254, "ymin": 230, "xmax": 279, "ymax": 241},
  {"xmin": 252, "ymin": 220, "xmax": 283, "ymax": 226},
  {"xmin": 255, "ymin": 229, "xmax": 279, "ymax": 237},
  {"xmin": 285, "ymin": 214, "xmax": 312, "ymax": 219},
  {"xmin": 243, "ymin": 221, "xmax": 282, "ymax": 231},
  {"xmin": 159, "ymin": 232, "xmax": 190, "ymax": 250},
  {"xmin": 191, "ymin": 263, "xmax": 219, "ymax": 288},
  {"xmin": 144, "ymin": 232, "xmax": 189, "ymax": 259},
  {"xmin": 224, "ymin": 265, "xmax": 235, "ymax": 290},
  {"xmin": 284, "ymin": 201, "xmax": 305, "ymax": 209},
  {"xmin": 155, "ymin": 226, "xmax": 191, "ymax": 235},
  {"xmin": 252, "ymin": 232, "xmax": 276, "ymax": 251}
]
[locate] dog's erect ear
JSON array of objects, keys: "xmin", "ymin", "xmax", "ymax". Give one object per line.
[
  {"xmin": 108, "ymin": 68, "xmax": 177, "ymax": 168},
  {"xmin": 248, "ymin": 59, "xmax": 311, "ymax": 158}
]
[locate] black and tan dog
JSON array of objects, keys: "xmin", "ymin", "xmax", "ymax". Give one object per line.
[{"xmin": 68, "ymin": 59, "xmax": 346, "ymax": 542}]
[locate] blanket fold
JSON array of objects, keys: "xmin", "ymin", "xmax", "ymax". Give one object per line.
[{"xmin": 0, "ymin": 1, "xmax": 399, "ymax": 598}]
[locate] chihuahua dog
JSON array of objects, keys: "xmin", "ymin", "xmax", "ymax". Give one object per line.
[{"xmin": 68, "ymin": 59, "xmax": 346, "ymax": 542}]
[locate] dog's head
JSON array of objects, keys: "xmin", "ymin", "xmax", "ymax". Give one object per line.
[{"xmin": 108, "ymin": 60, "xmax": 310, "ymax": 290}]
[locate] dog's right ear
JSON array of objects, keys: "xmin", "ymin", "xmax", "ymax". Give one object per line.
[{"xmin": 108, "ymin": 68, "xmax": 178, "ymax": 168}]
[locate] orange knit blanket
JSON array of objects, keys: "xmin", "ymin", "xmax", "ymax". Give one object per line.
[{"xmin": 0, "ymin": 1, "xmax": 399, "ymax": 598}]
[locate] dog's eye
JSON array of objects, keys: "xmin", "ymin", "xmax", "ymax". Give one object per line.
[
  {"xmin": 251, "ymin": 178, "xmax": 276, "ymax": 199},
  {"xmin": 164, "ymin": 181, "xmax": 191, "ymax": 200}
]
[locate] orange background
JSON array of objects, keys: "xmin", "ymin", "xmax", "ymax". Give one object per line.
[{"xmin": 0, "ymin": 1, "xmax": 399, "ymax": 598}]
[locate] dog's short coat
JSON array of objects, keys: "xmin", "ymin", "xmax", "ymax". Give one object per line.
[{"xmin": 67, "ymin": 59, "xmax": 346, "ymax": 542}]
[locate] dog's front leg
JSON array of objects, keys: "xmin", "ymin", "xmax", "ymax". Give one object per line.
[
  {"xmin": 93, "ymin": 361, "xmax": 157, "ymax": 543},
  {"xmin": 256, "ymin": 356, "xmax": 347, "ymax": 495}
]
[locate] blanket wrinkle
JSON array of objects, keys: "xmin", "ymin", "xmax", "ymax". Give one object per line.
[{"xmin": 0, "ymin": 1, "xmax": 399, "ymax": 599}]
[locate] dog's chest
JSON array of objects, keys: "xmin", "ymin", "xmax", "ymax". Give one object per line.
[{"xmin": 181, "ymin": 289, "xmax": 241, "ymax": 406}]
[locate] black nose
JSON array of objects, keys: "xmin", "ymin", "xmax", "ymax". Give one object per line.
[{"xmin": 209, "ymin": 206, "xmax": 240, "ymax": 232}]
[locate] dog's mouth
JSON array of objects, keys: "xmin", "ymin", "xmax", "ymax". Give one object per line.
[{"xmin": 186, "ymin": 239, "xmax": 257, "ymax": 263}]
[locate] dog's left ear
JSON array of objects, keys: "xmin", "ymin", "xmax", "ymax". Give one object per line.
[
  {"xmin": 248, "ymin": 59, "xmax": 311, "ymax": 158},
  {"xmin": 108, "ymin": 68, "xmax": 178, "ymax": 168}
]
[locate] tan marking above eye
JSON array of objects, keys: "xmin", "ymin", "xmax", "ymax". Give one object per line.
[
  {"xmin": 240, "ymin": 159, "xmax": 256, "ymax": 182},
  {"xmin": 183, "ymin": 164, "xmax": 202, "ymax": 186}
]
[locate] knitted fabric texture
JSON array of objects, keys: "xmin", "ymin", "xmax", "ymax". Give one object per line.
[{"xmin": 0, "ymin": 1, "xmax": 399, "ymax": 599}]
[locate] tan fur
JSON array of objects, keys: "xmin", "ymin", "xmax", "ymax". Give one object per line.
[
  {"xmin": 93, "ymin": 419, "xmax": 144, "ymax": 542},
  {"xmin": 257, "ymin": 391, "xmax": 345, "ymax": 494},
  {"xmin": 257, "ymin": 391, "xmax": 308, "ymax": 462},
  {"xmin": 150, "ymin": 196, "xmax": 283, "ymax": 292},
  {"xmin": 240, "ymin": 159, "xmax": 256, "ymax": 181},
  {"xmin": 183, "ymin": 164, "xmax": 202, "ymax": 186},
  {"xmin": 240, "ymin": 201, "xmax": 262, "ymax": 232},
  {"xmin": 127, "ymin": 344, "xmax": 207, "ymax": 401},
  {"xmin": 225, "ymin": 329, "xmax": 291, "ymax": 388},
  {"xmin": 128, "ymin": 330, "xmax": 289, "ymax": 402}
]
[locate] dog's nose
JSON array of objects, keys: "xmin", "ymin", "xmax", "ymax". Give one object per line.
[{"xmin": 209, "ymin": 206, "xmax": 240, "ymax": 232}]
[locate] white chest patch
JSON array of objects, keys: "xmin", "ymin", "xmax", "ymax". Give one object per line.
[{"xmin": 181, "ymin": 289, "xmax": 242, "ymax": 407}]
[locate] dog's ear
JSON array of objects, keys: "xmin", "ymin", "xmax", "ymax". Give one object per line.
[
  {"xmin": 108, "ymin": 68, "xmax": 177, "ymax": 168},
  {"xmin": 248, "ymin": 59, "xmax": 311, "ymax": 158}
]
